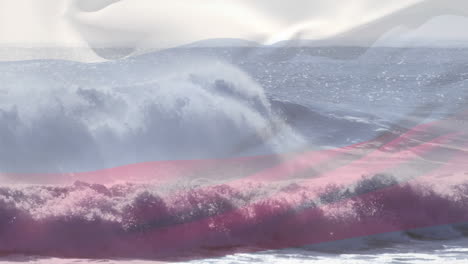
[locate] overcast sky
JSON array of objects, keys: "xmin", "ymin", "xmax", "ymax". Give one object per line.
[
  {"xmin": 0, "ymin": 0, "xmax": 423, "ymax": 46},
  {"xmin": 0, "ymin": 0, "xmax": 467, "ymax": 60}
]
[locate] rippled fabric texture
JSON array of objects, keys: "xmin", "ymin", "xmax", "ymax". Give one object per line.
[{"xmin": 1, "ymin": 1, "xmax": 468, "ymax": 263}]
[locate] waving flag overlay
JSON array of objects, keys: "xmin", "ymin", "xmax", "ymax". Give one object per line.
[{"xmin": 1, "ymin": 0, "xmax": 468, "ymax": 263}]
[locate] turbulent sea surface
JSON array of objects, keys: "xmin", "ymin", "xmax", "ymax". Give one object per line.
[{"xmin": 1, "ymin": 46, "xmax": 468, "ymax": 263}]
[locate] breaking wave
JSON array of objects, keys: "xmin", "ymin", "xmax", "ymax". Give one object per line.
[
  {"xmin": 0, "ymin": 58, "xmax": 305, "ymax": 174},
  {"xmin": 0, "ymin": 175, "xmax": 468, "ymax": 260}
]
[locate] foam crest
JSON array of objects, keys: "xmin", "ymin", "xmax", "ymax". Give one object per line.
[
  {"xmin": 0, "ymin": 59, "xmax": 304, "ymax": 174},
  {"xmin": 0, "ymin": 175, "xmax": 467, "ymax": 260}
]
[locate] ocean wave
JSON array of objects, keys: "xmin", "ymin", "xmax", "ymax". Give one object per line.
[
  {"xmin": 0, "ymin": 174, "xmax": 467, "ymax": 260},
  {"xmin": 0, "ymin": 58, "xmax": 305, "ymax": 174}
]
